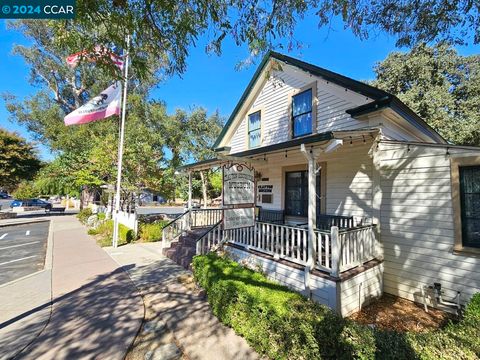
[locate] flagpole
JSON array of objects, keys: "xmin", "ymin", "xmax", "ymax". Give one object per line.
[{"xmin": 113, "ymin": 34, "xmax": 130, "ymax": 248}]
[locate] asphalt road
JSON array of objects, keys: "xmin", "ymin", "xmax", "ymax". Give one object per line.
[{"xmin": 0, "ymin": 221, "xmax": 49, "ymax": 286}]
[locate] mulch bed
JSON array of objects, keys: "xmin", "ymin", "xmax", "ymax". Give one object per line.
[{"xmin": 349, "ymin": 294, "xmax": 454, "ymax": 332}]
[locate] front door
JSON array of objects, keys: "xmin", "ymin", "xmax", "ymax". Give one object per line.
[{"xmin": 284, "ymin": 170, "xmax": 322, "ymax": 217}]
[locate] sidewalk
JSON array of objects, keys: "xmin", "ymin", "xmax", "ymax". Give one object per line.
[
  {"xmin": 0, "ymin": 215, "xmax": 143, "ymax": 360},
  {"xmin": 105, "ymin": 242, "xmax": 259, "ymax": 360}
]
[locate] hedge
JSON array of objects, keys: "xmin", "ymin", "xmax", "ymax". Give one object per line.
[
  {"xmin": 193, "ymin": 253, "xmax": 480, "ymax": 360},
  {"xmin": 88, "ymin": 219, "xmax": 134, "ymax": 247},
  {"xmin": 137, "ymin": 220, "xmax": 170, "ymax": 242}
]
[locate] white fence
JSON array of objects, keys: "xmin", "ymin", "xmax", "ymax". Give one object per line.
[{"xmin": 113, "ymin": 211, "xmax": 138, "ymax": 234}]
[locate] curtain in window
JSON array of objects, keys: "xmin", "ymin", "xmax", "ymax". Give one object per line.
[
  {"xmin": 248, "ymin": 111, "xmax": 261, "ymax": 148},
  {"xmin": 292, "ymin": 89, "xmax": 312, "ymax": 137}
]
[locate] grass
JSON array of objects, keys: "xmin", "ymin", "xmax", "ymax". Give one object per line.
[{"xmin": 193, "ymin": 253, "xmax": 480, "ymax": 360}]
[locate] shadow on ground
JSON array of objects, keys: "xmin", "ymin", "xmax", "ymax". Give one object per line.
[{"xmin": 0, "ymin": 266, "xmax": 142, "ymax": 360}]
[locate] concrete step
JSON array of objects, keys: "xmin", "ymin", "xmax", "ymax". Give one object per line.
[{"xmin": 163, "ymin": 227, "xmax": 211, "ymax": 269}]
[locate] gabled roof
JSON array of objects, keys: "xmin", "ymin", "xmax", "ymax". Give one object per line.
[{"xmin": 213, "ymin": 51, "xmax": 446, "ymax": 148}]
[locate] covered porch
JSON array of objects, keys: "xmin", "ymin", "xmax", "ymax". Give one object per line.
[{"xmin": 170, "ymin": 129, "xmax": 383, "ymax": 315}]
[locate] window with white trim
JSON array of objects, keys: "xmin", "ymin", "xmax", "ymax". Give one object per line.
[{"xmin": 248, "ymin": 111, "xmax": 261, "ymax": 148}]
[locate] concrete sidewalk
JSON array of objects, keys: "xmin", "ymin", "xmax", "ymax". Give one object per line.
[
  {"xmin": 105, "ymin": 242, "xmax": 259, "ymax": 360},
  {"xmin": 0, "ymin": 215, "xmax": 143, "ymax": 360}
]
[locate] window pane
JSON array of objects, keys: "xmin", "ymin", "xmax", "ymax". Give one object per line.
[
  {"xmin": 292, "ymin": 89, "xmax": 312, "ymax": 117},
  {"xmin": 248, "ymin": 111, "xmax": 261, "ymax": 131},
  {"xmin": 293, "ymin": 112, "xmax": 312, "ymax": 137},
  {"xmin": 249, "ymin": 129, "xmax": 261, "ymax": 148},
  {"xmin": 285, "ymin": 171, "xmax": 308, "ymax": 216},
  {"xmin": 460, "ymin": 166, "xmax": 480, "ymax": 248}
]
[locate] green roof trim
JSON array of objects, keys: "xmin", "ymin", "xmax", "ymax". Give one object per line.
[
  {"xmin": 213, "ymin": 51, "xmax": 445, "ymax": 149},
  {"xmin": 346, "ymin": 96, "xmax": 447, "ymax": 143}
]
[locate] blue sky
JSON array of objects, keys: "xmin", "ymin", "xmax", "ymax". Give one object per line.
[{"xmin": 1, "ymin": 16, "xmax": 479, "ymax": 161}]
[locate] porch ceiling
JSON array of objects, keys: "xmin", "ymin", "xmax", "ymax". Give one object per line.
[{"xmin": 177, "ymin": 129, "xmax": 380, "ymax": 172}]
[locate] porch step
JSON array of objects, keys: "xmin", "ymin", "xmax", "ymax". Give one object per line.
[{"xmin": 163, "ymin": 228, "xmax": 210, "ymax": 269}]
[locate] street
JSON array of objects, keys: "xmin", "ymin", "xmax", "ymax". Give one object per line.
[
  {"xmin": 137, "ymin": 206, "xmax": 184, "ymax": 216},
  {"xmin": 0, "ymin": 221, "xmax": 49, "ymax": 286}
]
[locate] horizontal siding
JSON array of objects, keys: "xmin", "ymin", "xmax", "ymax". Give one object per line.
[
  {"xmin": 228, "ymin": 62, "xmax": 372, "ymax": 153},
  {"xmin": 339, "ymin": 263, "xmax": 384, "ymax": 316},
  {"xmin": 378, "ymin": 142, "xmax": 480, "ymax": 305}
]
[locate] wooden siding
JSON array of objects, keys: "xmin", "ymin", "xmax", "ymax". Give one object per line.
[
  {"xmin": 254, "ymin": 141, "xmax": 375, "ymax": 220},
  {"xmin": 377, "ymin": 142, "xmax": 480, "ymax": 304},
  {"xmin": 229, "ymin": 63, "xmax": 372, "ymax": 153},
  {"xmin": 339, "ymin": 263, "xmax": 384, "ymax": 316}
]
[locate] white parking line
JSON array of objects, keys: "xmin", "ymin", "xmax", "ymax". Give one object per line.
[
  {"xmin": 0, "ymin": 255, "xmax": 36, "ymax": 266},
  {"xmin": 0, "ymin": 241, "xmax": 40, "ymax": 251},
  {"xmin": 26, "ymin": 230, "xmax": 30, "ymax": 236},
  {"xmin": 0, "ymin": 233, "xmax": 8, "ymax": 240}
]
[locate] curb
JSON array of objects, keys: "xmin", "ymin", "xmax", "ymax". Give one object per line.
[{"xmin": 0, "ymin": 219, "xmax": 50, "ymax": 228}]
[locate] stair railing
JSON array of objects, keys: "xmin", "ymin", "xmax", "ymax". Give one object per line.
[
  {"xmin": 196, "ymin": 219, "xmax": 224, "ymax": 255},
  {"xmin": 162, "ymin": 210, "xmax": 191, "ymax": 251}
]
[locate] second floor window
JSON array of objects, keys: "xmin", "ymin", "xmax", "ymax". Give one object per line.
[
  {"xmin": 248, "ymin": 111, "xmax": 261, "ymax": 148},
  {"xmin": 292, "ymin": 88, "xmax": 312, "ymax": 138}
]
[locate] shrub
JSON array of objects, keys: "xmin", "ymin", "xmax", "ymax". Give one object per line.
[
  {"xmin": 137, "ymin": 220, "xmax": 169, "ymax": 242},
  {"xmin": 97, "ymin": 212, "xmax": 106, "ymax": 221},
  {"xmin": 92, "ymin": 220, "xmax": 134, "ymax": 247},
  {"xmin": 193, "ymin": 253, "xmax": 480, "ymax": 360},
  {"xmin": 77, "ymin": 208, "xmax": 93, "ymax": 224}
]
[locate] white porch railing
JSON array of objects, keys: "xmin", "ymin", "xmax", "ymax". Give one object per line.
[
  {"xmin": 162, "ymin": 208, "xmax": 224, "ymax": 250},
  {"xmin": 196, "ymin": 220, "xmax": 378, "ymax": 277}
]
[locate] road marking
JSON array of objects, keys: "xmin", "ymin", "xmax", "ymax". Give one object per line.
[
  {"xmin": 0, "ymin": 255, "xmax": 36, "ymax": 266},
  {"xmin": 0, "ymin": 233, "xmax": 8, "ymax": 240},
  {"xmin": 26, "ymin": 230, "xmax": 30, "ymax": 236},
  {"xmin": 0, "ymin": 241, "xmax": 40, "ymax": 251}
]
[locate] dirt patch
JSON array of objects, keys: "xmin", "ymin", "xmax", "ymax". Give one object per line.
[{"xmin": 349, "ymin": 294, "xmax": 454, "ymax": 332}]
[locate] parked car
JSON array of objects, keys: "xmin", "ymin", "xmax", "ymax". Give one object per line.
[
  {"xmin": 0, "ymin": 192, "xmax": 10, "ymax": 199},
  {"xmin": 10, "ymin": 199, "xmax": 52, "ymax": 210}
]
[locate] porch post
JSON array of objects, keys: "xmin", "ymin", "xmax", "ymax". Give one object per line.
[
  {"xmin": 188, "ymin": 171, "xmax": 193, "ymax": 209},
  {"xmin": 300, "ymin": 144, "xmax": 317, "ymax": 273}
]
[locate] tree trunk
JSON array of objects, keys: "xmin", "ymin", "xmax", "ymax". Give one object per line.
[{"xmin": 200, "ymin": 170, "xmax": 208, "ymax": 208}]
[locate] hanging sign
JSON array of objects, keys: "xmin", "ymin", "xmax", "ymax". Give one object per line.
[
  {"xmin": 223, "ymin": 163, "xmax": 255, "ymax": 205},
  {"xmin": 224, "ymin": 208, "xmax": 255, "ymax": 230}
]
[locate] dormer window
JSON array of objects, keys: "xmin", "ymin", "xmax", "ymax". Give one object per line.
[
  {"xmin": 292, "ymin": 88, "xmax": 312, "ymax": 138},
  {"xmin": 248, "ymin": 110, "xmax": 261, "ymax": 148}
]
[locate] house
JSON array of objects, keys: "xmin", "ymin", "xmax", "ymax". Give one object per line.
[{"xmin": 163, "ymin": 52, "xmax": 480, "ymax": 317}]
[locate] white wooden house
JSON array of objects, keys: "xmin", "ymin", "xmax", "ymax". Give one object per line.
[{"xmin": 163, "ymin": 52, "xmax": 480, "ymax": 316}]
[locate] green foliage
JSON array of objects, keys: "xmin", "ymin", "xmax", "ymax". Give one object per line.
[
  {"xmin": 42, "ymin": 0, "xmax": 480, "ymax": 81},
  {"xmin": 97, "ymin": 212, "xmax": 106, "ymax": 221},
  {"xmin": 77, "ymin": 208, "xmax": 93, "ymax": 224},
  {"xmin": 137, "ymin": 220, "xmax": 169, "ymax": 242},
  {"xmin": 0, "ymin": 128, "xmax": 42, "ymax": 192},
  {"xmin": 92, "ymin": 220, "xmax": 134, "ymax": 247},
  {"xmin": 373, "ymin": 43, "xmax": 480, "ymax": 146},
  {"xmin": 12, "ymin": 181, "xmax": 39, "ymax": 199},
  {"xmin": 193, "ymin": 253, "xmax": 480, "ymax": 360}
]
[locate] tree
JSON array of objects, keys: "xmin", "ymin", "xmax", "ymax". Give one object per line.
[
  {"xmin": 0, "ymin": 128, "xmax": 42, "ymax": 192},
  {"xmin": 46, "ymin": 0, "xmax": 479, "ymax": 79},
  {"xmin": 372, "ymin": 43, "xmax": 480, "ymax": 146},
  {"xmin": 184, "ymin": 109, "xmax": 224, "ymax": 207}
]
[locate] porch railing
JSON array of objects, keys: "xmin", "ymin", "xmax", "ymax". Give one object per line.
[
  {"xmin": 195, "ymin": 220, "xmax": 378, "ymax": 277},
  {"xmin": 162, "ymin": 208, "xmax": 224, "ymax": 250},
  {"xmin": 162, "ymin": 210, "xmax": 190, "ymax": 250},
  {"xmin": 190, "ymin": 208, "xmax": 223, "ymax": 228}
]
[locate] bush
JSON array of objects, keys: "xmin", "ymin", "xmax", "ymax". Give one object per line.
[
  {"xmin": 193, "ymin": 253, "xmax": 480, "ymax": 360},
  {"xmin": 137, "ymin": 220, "xmax": 169, "ymax": 242},
  {"xmin": 77, "ymin": 208, "xmax": 93, "ymax": 224},
  {"xmin": 97, "ymin": 212, "xmax": 106, "ymax": 221},
  {"xmin": 92, "ymin": 220, "xmax": 134, "ymax": 247}
]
